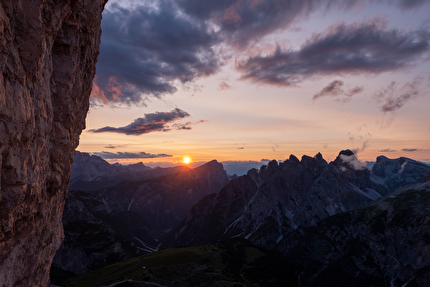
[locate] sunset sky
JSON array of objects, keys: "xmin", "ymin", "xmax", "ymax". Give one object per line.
[{"xmin": 78, "ymin": 0, "xmax": 430, "ymax": 174}]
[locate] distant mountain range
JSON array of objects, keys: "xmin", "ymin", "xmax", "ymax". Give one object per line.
[
  {"xmin": 169, "ymin": 150, "xmax": 430, "ymax": 249},
  {"xmin": 69, "ymin": 151, "xmax": 190, "ymax": 191},
  {"xmin": 52, "ymin": 150, "xmax": 430, "ymax": 286},
  {"xmin": 53, "ymin": 153, "xmax": 229, "ymax": 276}
]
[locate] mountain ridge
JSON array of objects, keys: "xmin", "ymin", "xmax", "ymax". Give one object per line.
[
  {"xmin": 169, "ymin": 150, "xmax": 430, "ymax": 252},
  {"xmin": 53, "ymin": 159, "xmax": 230, "ymax": 276}
]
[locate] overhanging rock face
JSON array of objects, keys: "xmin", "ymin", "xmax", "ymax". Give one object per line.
[{"xmin": 0, "ymin": 0, "xmax": 105, "ymax": 285}]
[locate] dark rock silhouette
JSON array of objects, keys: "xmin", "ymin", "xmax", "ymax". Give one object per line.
[
  {"xmin": 69, "ymin": 151, "xmax": 188, "ymax": 191},
  {"xmin": 170, "ymin": 151, "xmax": 430, "ymax": 253},
  {"xmin": 286, "ymin": 176, "xmax": 430, "ymax": 286}
]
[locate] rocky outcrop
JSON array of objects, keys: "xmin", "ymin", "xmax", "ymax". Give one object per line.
[
  {"xmin": 52, "ymin": 190, "xmax": 148, "ymax": 277},
  {"xmin": 287, "ymin": 176, "xmax": 430, "ymax": 286},
  {"xmin": 0, "ymin": 1, "xmax": 105, "ymax": 286}
]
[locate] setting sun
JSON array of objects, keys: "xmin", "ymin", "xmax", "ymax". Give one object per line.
[{"xmin": 183, "ymin": 156, "xmax": 191, "ymax": 164}]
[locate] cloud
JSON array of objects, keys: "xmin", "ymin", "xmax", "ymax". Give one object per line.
[
  {"xmin": 90, "ymin": 108, "xmax": 192, "ymax": 135},
  {"xmin": 398, "ymin": 0, "xmax": 428, "ymax": 9},
  {"xmin": 380, "ymin": 149, "xmax": 397, "ymax": 152},
  {"xmin": 373, "ymin": 77, "xmax": 425, "ymax": 113},
  {"xmin": 218, "ymin": 81, "xmax": 232, "ymax": 90},
  {"xmin": 93, "ymin": 151, "xmax": 172, "ymax": 159},
  {"xmin": 237, "ymin": 21, "xmax": 429, "ymax": 86},
  {"xmin": 351, "ymin": 140, "xmax": 370, "ymax": 155},
  {"xmin": 339, "ymin": 154, "xmax": 366, "ymax": 170},
  {"xmin": 177, "ymin": 0, "xmax": 425, "ymax": 48},
  {"xmin": 104, "ymin": 144, "xmax": 126, "ymax": 149},
  {"xmin": 92, "ymin": 1, "xmax": 223, "ymax": 105},
  {"xmin": 92, "ymin": 1, "xmax": 430, "ymax": 105},
  {"xmin": 402, "ymin": 148, "xmax": 421, "ymax": 152},
  {"xmin": 177, "ymin": 0, "xmax": 321, "ymax": 48},
  {"xmin": 313, "ymin": 80, "xmax": 363, "ymax": 102}
]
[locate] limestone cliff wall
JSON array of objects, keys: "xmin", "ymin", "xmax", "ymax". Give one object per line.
[{"xmin": 0, "ymin": 0, "xmax": 105, "ymax": 286}]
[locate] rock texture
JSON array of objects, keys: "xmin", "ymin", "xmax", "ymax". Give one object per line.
[
  {"xmin": 52, "ymin": 160, "xmax": 230, "ymax": 277},
  {"xmin": 98, "ymin": 160, "xmax": 229, "ymax": 240},
  {"xmin": 170, "ymin": 151, "xmax": 430, "ymax": 252},
  {"xmin": 0, "ymin": 1, "xmax": 105, "ymax": 286},
  {"xmin": 287, "ymin": 176, "xmax": 430, "ymax": 286}
]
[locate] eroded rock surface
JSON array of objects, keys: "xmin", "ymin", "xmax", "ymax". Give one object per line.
[
  {"xmin": 287, "ymin": 177, "xmax": 430, "ymax": 286},
  {"xmin": 0, "ymin": 0, "xmax": 105, "ymax": 285},
  {"xmin": 170, "ymin": 151, "xmax": 430, "ymax": 251}
]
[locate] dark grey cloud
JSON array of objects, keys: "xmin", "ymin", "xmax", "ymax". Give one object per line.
[
  {"xmin": 397, "ymin": 0, "xmax": 428, "ymax": 9},
  {"xmin": 237, "ymin": 22, "xmax": 429, "ymax": 86},
  {"xmin": 372, "ymin": 77, "xmax": 424, "ymax": 112},
  {"xmin": 177, "ymin": 0, "xmax": 318, "ymax": 48},
  {"xmin": 92, "ymin": 0, "xmax": 430, "ymax": 105},
  {"xmin": 380, "ymin": 148, "xmax": 397, "ymax": 152},
  {"xmin": 313, "ymin": 80, "xmax": 363, "ymax": 102},
  {"xmin": 90, "ymin": 108, "xmax": 191, "ymax": 135},
  {"xmin": 92, "ymin": 1, "xmax": 222, "ymax": 105},
  {"xmin": 176, "ymin": 0, "xmax": 427, "ymax": 48},
  {"xmin": 104, "ymin": 144, "xmax": 126, "ymax": 149},
  {"xmin": 402, "ymin": 148, "xmax": 420, "ymax": 152},
  {"xmin": 172, "ymin": 122, "xmax": 193, "ymax": 130},
  {"xmin": 93, "ymin": 151, "xmax": 172, "ymax": 159}
]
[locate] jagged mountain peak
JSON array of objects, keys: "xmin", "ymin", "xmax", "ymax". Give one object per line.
[
  {"xmin": 289, "ymin": 154, "xmax": 300, "ymax": 164},
  {"xmin": 170, "ymin": 150, "xmax": 430, "ymax": 253},
  {"xmin": 370, "ymin": 154, "xmax": 430, "ymax": 192},
  {"xmin": 338, "ymin": 149, "xmax": 355, "ymax": 156},
  {"xmin": 73, "ymin": 150, "xmax": 111, "ymax": 167},
  {"xmin": 195, "ymin": 159, "xmax": 223, "ymax": 171},
  {"xmin": 332, "ymin": 149, "xmax": 366, "ymax": 171}
]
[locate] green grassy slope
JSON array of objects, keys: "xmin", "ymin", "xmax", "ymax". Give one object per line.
[{"xmin": 58, "ymin": 238, "xmax": 298, "ymax": 287}]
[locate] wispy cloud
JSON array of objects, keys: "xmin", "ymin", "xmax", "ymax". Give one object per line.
[
  {"xmin": 104, "ymin": 144, "xmax": 126, "ymax": 149},
  {"xmin": 313, "ymin": 80, "xmax": 363, "ymax": 102},
  {"xmin": 402, "ymin": 148, "xmax": 422, "ymax": 152},
  {"xmin": 90, "ymin": 108, "xmax": 193, "ymax": 135},
  {"xmin": 237, "ymin": 21, "xmax": 429, "ymax": 86},
  {"xmin": 380, "ymin": 149, "xmax": 397, "ymax": 152},
  {"xmin": 218, "ymin": 81, "xmax": 232, "ymax": 90},
  {"xmin": 93, "ymin": 151, "xmax": 172, "ymax": 159},
  {"xmin": 373, "ymin": 77, "xmax": 426, "ymax": 113}
]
